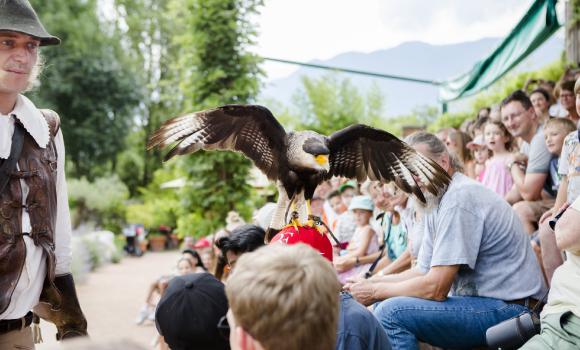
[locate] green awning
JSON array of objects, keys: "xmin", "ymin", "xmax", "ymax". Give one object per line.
[{"xmin": 439, "ymin": 0, "xmax": 560, "ymax": 102}]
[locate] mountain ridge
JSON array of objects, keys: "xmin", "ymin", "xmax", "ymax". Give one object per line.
[{"xmin": 258, "ymin": 36, "xmax": 563, "ymax": 116}]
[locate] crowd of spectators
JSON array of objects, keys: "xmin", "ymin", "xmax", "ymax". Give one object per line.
[{"xmin": 117, "ymin": 74, "xmax": 580, "ymax": 350}]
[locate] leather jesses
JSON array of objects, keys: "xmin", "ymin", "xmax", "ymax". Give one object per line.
[{"xmin": 0, "ymin": 109, "xmax": 61, "ymax": 315}]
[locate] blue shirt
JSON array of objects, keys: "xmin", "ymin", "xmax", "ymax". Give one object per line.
[{"xmin": 336, "ymin": 293, "xmax": 391, "ymax": 350}]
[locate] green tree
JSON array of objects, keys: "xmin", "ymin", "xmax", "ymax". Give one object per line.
[
  {"xmin": 167, "ymin": 0, "xmax": 264, "ymax": 236},
  {"xmin": 112, "ymin": 0, "xmax": 183, "ymax": 188},
  {"xmin": 290, "ymin": 74, "xmax": 387, "ymax": 135},
  {"xmin": 385, "ymin": 105, "xmax": 439, "ymax": 136},
  {"xmin": 29, "ymin": 0, "xmax": 142, "ymax": 179}
]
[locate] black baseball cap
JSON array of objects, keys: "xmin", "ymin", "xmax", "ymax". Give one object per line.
[{"xmin": 155, "ymin": 273, "xmax": 230, "ymax": 350}]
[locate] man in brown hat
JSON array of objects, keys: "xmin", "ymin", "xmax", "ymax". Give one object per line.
[{"xmin": 0, "ymin": 0, "xmax": 87, "ymax": 348}]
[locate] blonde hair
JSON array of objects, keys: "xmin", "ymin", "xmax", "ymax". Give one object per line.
[
  {"xmin": 24, "ymin": 51, "xmax": 44, "ymax": 92},
  {"xmin": 446, "ymin": 129, "xmax": 473, "ymax": 164},
  {"xmin": 545, "ymin": 118, "xmax": 577, "ymax": 135},
  {"xmin": 226, "ymin": 244, "xmax": 340, "ymax": 350}
]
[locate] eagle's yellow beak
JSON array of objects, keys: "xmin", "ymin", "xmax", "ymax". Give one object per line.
[{"xmin": 315, "ymin": 154, "xmax": 329, "ymax": 165}]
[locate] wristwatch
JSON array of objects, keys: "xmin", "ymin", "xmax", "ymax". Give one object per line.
[
  {"xmin": 355, "ymin": 257, "xmax": 360, "ymax": 266},
  {"xmin": 507, "ymin": 160, "xmax": 521, "ymax": 171}
]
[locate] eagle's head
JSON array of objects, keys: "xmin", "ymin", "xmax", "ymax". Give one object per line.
[{"xmin": 287, "ymin": 131, "xmax": 330, "ymax": 173}]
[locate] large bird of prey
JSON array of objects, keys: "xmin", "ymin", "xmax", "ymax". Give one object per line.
[{"xmin": 148, "ymin": 105, "xmax": 450, "ymax": 232}]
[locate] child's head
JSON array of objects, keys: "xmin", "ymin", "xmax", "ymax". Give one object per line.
[
  {"xmin": 445, "ymin": 129, "xmax": 472, "ymax": 163},
  {"xmin": 472, "ymin": 116, "xmax": 490, "ymax": 138},
  {"xmin": 326, "ymin": 190, "xmax": 345, "ymax": 214},
  {"xmin": 544, "ymin": 118, "xmax": 577, "ymax": 155},
  {"xmin": 177, "ymin": 257, "xmax": 194, "ymax": 275},
  {"xmin": 339, "ymin": 181, "xmax": 357, "ymax": 207},
  {"xmin": 182, "ymin": 249, "xmax": 206, "ymax": 270},
  {"xmin": 483, "ymin": 120, "xmax": 513, "ymax": 153},
  {"xmin": 348, "ymin": 196, "xmax": 374, "ymax": 226},
  {"xmin": 466, "ymin": 135, "xmax": 490, "ymax": 164}
]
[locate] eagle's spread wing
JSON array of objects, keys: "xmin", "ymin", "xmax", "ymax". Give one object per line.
[
  {"xmin": 147, "ymin": 105, "xmax": 287, "ymax": 180},
  {"xmin": 327, "ymin": 124, "xmax": 451, "ymax": 203}
]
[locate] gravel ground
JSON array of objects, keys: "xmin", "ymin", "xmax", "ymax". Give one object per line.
[{"xmin": 36, "ymin": 250, "xmax": 181, "ymax": 349}]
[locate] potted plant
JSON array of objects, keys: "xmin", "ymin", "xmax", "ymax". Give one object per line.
[{"xmin": 148, "ymin": 233, "xmax": 167, "ymax": 252}]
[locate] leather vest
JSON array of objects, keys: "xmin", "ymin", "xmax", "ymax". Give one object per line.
[{"xmin": 0, "ymin": 110, "xmax": 62, "ymax": 315}]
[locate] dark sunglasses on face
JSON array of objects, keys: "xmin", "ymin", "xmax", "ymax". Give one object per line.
[{"xmin": 549, "ymin": 205, "xmax": 569, "ymax": 231}]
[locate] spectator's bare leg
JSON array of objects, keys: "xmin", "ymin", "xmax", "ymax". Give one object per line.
[
  {"xmin": 513, "ymin": 201, "xmax": 537, "ymax": 234},
  {"xmin": 538, "ymin": 221, "xmax": 564, "ymax": 286}
]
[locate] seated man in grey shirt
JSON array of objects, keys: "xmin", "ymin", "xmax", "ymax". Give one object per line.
[
  {"xmin": 345, "ymin": 131, "xmax": 546, "ymax": 350},
  {"xmin": 502, "ymin": 90, "xmax": 555, "ymax": 234}
]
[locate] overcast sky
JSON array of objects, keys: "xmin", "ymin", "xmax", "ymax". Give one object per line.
[{"xmin": 254, "ymin": 0, "xmax": 563, "ymax": 80}]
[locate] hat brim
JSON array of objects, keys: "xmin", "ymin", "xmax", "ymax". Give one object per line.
[
  {"xmin": 39, "ymin": 35, "xmax": 61, "ymax": 46},
  {"xmin": 466, "ymin": 142, "xmax": 485, "ymax": 150},
  {"xmin": 0, "ymin": 29, "xmax": 60, "ymax": 46},
  {"xmin": 349, "ymin": 206, "xmax": 373, "ymax": 212}
]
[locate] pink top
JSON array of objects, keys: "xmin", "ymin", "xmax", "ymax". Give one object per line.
[
  {"xmin": 480, "ymin": 155, "xmax": 513, "ymax": 197},
  {"xmin": 476, "ymin": 168, "xmax": 486, "ymax": 182}
]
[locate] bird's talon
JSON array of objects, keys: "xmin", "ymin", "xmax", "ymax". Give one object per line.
[{"xmin": 292, "ymin": 220, "xmax": 299, "ymax": 231}]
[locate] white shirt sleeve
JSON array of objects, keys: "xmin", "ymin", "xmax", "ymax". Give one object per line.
[
  {"xmin": 54, "ymin": 129, "xmax": 73, "ymax": 275},
  {"xmin": 558, "ymin": 132, "xmax": 576, "ymax": 176}
]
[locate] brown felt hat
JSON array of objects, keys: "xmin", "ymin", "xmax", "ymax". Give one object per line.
[{"xmin": 0, "ymin": 0, "xmax": 60, "ymax": 46}]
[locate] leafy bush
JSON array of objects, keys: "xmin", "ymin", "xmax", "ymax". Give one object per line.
[
  {"xmin": 68, "ymin": 175, "xmax": 130, "ymax": 233},
  {"xmin": 82, "ymin": 237, "xmax": 103, "ymax": 271}
]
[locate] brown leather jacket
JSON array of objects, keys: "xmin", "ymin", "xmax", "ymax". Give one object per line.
[{"xmin": 0, "ymin": 110, "xmax": 61, "ymax": 315}]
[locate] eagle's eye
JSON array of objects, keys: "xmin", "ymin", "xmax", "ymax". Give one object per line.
[{"xmin": 315, "ymin": 154, "xmax": 328, "ymax": 165}]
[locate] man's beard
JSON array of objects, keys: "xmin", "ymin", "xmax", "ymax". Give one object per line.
[{"xmin": 414, "ymin": 191, "xmax": 443, "ymax": 215}]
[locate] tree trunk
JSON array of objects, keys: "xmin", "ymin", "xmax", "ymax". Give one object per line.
[{"xmin": 566, "ymin": 0, "xmax": 580, "ymax": 65}]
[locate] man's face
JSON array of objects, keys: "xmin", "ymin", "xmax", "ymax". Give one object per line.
[
  {"xmin": 501, "ymin": 101, "xmax": 534, "ymax": 138},
  {"xmin": 411, "ymin": 142, "xmax": 448, "ymax": 212},
  {"xmin": 0, "ymin": 32, "xmax": 39, "ymax": 97},
  {"xmin": 559, "ymin": 89, "xmax": 576, "ymax": 111}
]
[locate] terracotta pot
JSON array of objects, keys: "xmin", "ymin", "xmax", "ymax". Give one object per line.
[
  {"xmin": 139, "ymin": 239, "xmax": 149, "ymax": 253},
  {"xmin": 149, "ymin": 236, "xmax": 167, "ymax": 252}
]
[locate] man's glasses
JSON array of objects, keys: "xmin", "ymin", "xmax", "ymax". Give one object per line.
[
  {"xmin": 502, "ymin": 109, "xmax": 526, "ymax": 122},
  {"xmin": 217, "ymin": 315, "xmax": 230, "ymax": 339}
]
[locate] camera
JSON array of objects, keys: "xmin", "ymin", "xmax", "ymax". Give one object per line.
[{"xmin": 486, "ymin": 312, "xmax": 540, "ymax": 350}]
